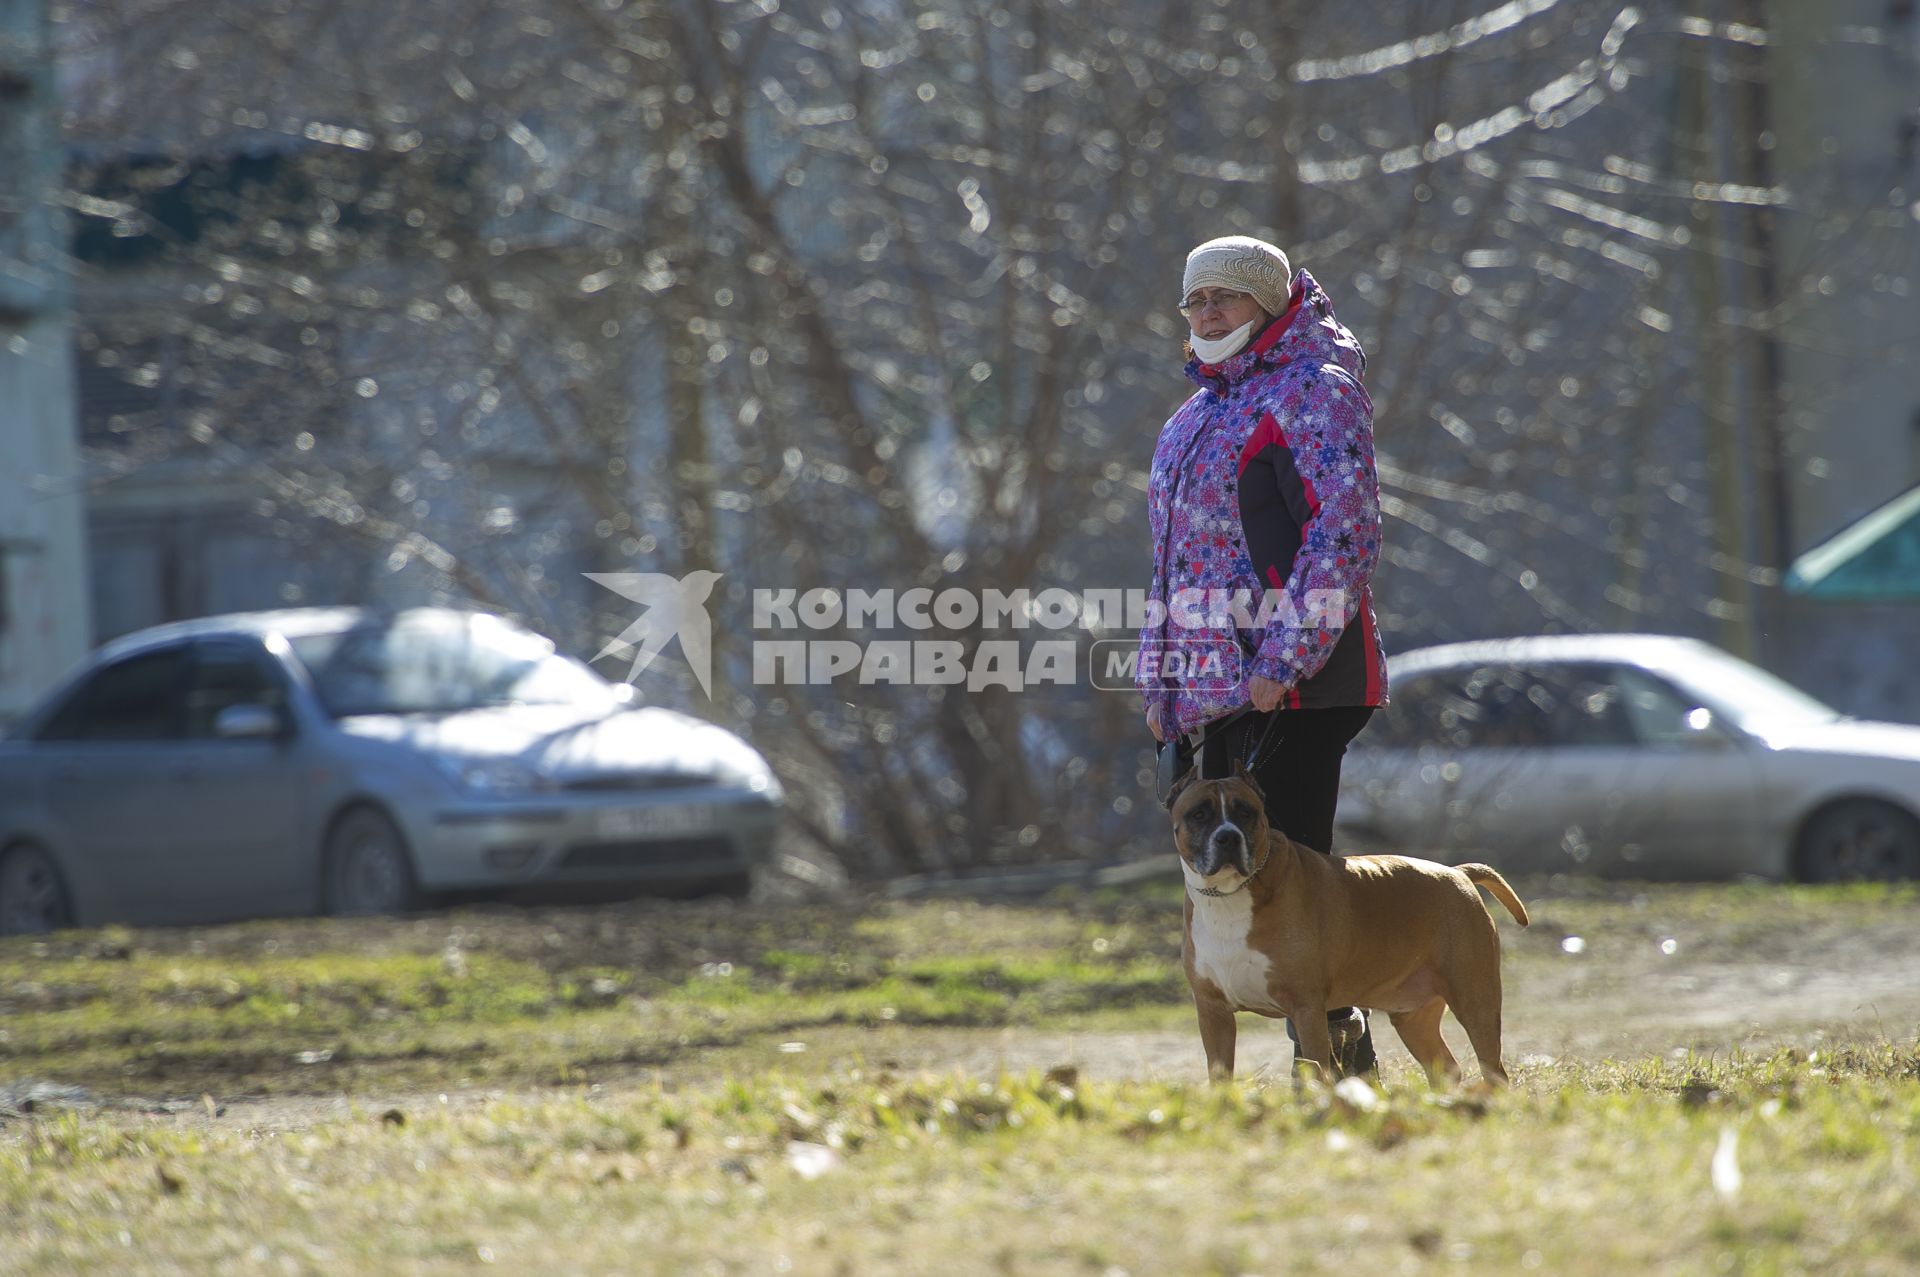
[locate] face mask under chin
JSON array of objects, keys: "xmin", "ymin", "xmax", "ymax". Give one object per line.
[{"xmin": 1190, "ymin": 318, "xmax": 1256, "ymax": 363}]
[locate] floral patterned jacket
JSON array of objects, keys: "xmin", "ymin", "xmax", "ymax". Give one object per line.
[{"xmin": 1136, "ymin": 268, "xmax": 1389, "ymax": 736}]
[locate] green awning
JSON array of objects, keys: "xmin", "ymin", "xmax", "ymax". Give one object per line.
[{"xmin": 1785, "ymin": 484, "xmax": 1920, "ymax": 601}]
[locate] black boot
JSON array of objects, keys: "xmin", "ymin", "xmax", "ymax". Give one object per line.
[{"xmin": 1287, "ymin": 1007, "xmax": 1377, "ymax": 1079}]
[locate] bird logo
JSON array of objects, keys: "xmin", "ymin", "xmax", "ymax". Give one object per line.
[{"xmin": 583, "ymin": 569, "xmax": 724, "ymax": 698}]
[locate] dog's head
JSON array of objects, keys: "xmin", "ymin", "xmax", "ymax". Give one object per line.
[{"xmin": 1166, "ymin": 760, "xmax": 1271, "ymax": 884}]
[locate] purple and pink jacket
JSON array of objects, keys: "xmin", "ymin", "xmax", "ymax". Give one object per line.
[{"xmin": 1136, "ymin": 268, "xmax": 1389, "ymax": 736}]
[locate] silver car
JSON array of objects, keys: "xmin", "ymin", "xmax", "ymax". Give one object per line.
[
  {"xmin": 0, "ymin": 607, "xmax": 783, "ymax": 933},
  {"xmin": 1337, "ymin": 635, "xmax": 1920, "ymax": 881}
]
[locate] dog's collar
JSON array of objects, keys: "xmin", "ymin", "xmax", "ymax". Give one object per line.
[{"xmin": 1192, "ymin": 841, "xmax": 1273, "ymax": 897}]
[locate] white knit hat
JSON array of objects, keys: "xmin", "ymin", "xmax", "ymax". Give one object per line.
[{"xmin": 1182, "ymin": 236, "xmax": 1294, "ymax": 317}]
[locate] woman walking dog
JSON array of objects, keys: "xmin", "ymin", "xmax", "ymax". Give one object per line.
[{"xmin": 1137, "ymin": 235, "xmax": 1390, "ymax": 1077}]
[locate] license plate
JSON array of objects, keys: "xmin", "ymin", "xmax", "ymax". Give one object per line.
[{"xmin": 594, "ymin": 805, "xmax": 713, "ymax": 839}]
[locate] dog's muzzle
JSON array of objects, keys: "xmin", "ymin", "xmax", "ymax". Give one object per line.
[{"xmin": 1195, "ymin": 822, "xmax": 1248, "ymax": 878}]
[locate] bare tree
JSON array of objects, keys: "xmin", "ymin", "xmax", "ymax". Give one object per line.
[{"xmin": 53, "ymin": 0, "xmax": 1915, "ymax": 873}]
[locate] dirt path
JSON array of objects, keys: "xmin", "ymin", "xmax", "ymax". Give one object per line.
[
  {"xmin": 7, "ymin": 880, "xmax": 1916, "ymax": 1143},
  {"xmin": 22, "ymin": 901, "xmax": 1905, "ymax": 1141}
]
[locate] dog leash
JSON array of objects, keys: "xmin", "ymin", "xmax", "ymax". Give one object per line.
[
  {"xmin": 1185, "ymin": 704, "xmax": 1286, "ymax": 777},
  {"xmin": 1180, "ymin": 705, "xmax": 1253, "ymax": 758},
  {"xmin": 1242, "ymin": 707, "xmax": 1285, "ymax": 772},
  {"xmin": 1160, "ymin": 701, "xmax": 1290, "ymax": 814}
]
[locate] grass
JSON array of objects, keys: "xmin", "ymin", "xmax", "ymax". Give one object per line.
[
  {"xmin": 3, "ymin": 879, "xmax": 1919, "ymax": 1273},
  {"xmin": 5, "ymin": 879, "xmax": 1916, "ymax": 1097},
  {"xmin": 0, "ymin": 892, "xmax": 1190, "ymax": 1096},
  {"xmin": 4, "ymin": 1049, "xmax": 1918, "ymax": 1274}
]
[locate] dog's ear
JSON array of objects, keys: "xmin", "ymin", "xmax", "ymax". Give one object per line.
[{"xmin": 1232, "ymin": 757, "xmax": 1265, "ymax": 800}]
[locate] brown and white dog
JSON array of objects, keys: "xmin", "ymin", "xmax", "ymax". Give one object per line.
[{"xmin": 1168, "ymin": 761, "xmax": 1529, "ymax": 1087}]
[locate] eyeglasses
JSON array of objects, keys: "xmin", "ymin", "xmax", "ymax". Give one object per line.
[{"xmin": 1178, "ymin": 288, "xmax": 1255, "ymax": 317}]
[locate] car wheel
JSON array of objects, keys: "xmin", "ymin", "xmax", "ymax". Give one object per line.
[
  {"xmin": 0, "ymin": 844, "xmax": 74, "ymax": 936},
  {"xmin": 1793, "ymin": 800, "xmax": 1920, "ymax": 883},
  {"xmin": 322, "ymin": 807, "xmax": 420, "ymax": 916}
]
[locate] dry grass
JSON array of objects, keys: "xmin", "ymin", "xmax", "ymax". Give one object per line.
[
  {"xmin": 3, "ymin": 880, "xmax": 1919, "ymax": 1274},
  {"xmin": 6, "ymin": 1048, "xmax": 1919, "ymax": 1275}
]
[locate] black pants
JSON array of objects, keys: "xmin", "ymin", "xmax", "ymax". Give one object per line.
[{"xmin": 1195, "ymin": 705, "xmax": 1375, "ymax": 854}]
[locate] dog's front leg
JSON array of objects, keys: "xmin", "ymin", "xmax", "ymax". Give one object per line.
[
  {"xmin": 1192, "ymin": 990, "xmax": 1237, "ymax": 1082},
  {"xmin": 1286, "ymin": 998, "xmax": 1335, "ymax": 1087}
]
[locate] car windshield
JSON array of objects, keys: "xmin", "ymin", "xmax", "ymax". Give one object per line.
[
  {"xmin": 1658, "ymin": 647, "xmax": 1844, "ymax": 731},
  {"xmin": 287, "ymin": 611, "xmax": 622, "ymax": 717}
]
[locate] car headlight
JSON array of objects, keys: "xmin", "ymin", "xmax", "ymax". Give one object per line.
[
  {"xmin": 745, "ymin": 767, "xmax": 783, "ymax": 802},
  {"xmin": 437, "ymin": 758, "xmax": 548, "ymax": 796},
  {"xmin": 713, "ymin": 744, "xmax": 782, "ymax": 801}
]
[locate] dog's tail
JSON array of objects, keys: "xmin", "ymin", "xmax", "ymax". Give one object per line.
[{"xmin": 1456, "ymin": 863, "xmax": 1529, "ymax": 926}]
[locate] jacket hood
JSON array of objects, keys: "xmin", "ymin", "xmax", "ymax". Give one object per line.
[{"xmin": 1184, "ymin": 267, "xmax": 1367, "ymax": 394}]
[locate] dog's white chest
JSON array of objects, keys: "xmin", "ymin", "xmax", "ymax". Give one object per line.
[{"xmin": 1185, "ymin": 885, "xmax": 1281, "ymax": 1014}]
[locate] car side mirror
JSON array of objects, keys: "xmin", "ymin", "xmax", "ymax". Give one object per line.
[{"xmin": 213, "ymin": 703, "xmax": 287, "ymax": 740}]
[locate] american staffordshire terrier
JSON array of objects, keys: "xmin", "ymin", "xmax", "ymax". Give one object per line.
[{"xmin": 1168, "ymin": 761, "xmax": 1529, "ymax": 1087}]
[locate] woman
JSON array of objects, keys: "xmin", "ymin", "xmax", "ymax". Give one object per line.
[{"xmin": 1136, "ymin": 234, "xmax": 1389, "ymax": 1076}]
